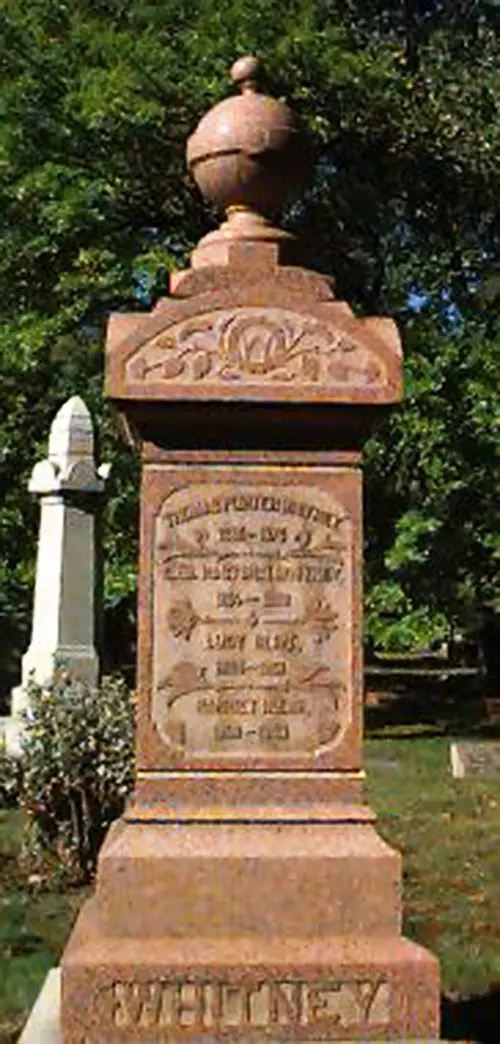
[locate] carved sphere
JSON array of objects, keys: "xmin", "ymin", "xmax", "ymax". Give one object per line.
[
  {"xmin": 230, "ymin": 55, "xmax": 261, "ymax": 89},
  {"xmin": 186, "ymin": 56, "xmax": 310, "ymax": 216}
]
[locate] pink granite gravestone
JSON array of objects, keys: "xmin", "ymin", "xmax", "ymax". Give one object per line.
[{"xmin": 61, "ymin": 56, "xmax": 440, "ymax": 1042}]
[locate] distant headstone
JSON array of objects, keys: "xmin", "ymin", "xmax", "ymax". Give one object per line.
[
  {"xmin": 366, "ymin": 755, "xmax": 400, "ymax": 773},
  {"xmin": 1, "ymin": 397, "xmax": 108, "ymax": 753},
  {"xmin": 450, "ymin": 741, "xmax": 500, "ymax": 778}
]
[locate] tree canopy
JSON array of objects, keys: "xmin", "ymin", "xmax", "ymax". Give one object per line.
[{"xmin": 1, "ymin": 0, "xmax": 499, "ymax": 672}]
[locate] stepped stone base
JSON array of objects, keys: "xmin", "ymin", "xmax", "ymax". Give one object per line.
[
  {"xmin": 94, "ymin": 814, "xmax": 402, "ymax": 938},
  {"xmin": 60, "ymin": 812, "xmax": 439, "ymax": 1042},
  {"xmin": 62, "ymin": 903, "xmax": 439, "ymax": 1041},
  {"xmin": 19, "ymin": 968, "xmax": 445, "ymax": 1044}
]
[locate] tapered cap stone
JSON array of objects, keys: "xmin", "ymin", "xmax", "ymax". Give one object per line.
[
  {"xmin": 187, "ymin": 56, "xmax": 310, "ymax": 217},
  {"xmin": 48, "ymin": 396, "xmax": 94, "ymax": 468}
]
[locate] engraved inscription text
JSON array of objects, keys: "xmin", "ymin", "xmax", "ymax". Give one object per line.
[
  {"xmin": 152, "ymin": 481, "xmax": 352, "ymax": 758},
  {"xmin": 101, "ymin": 977, "xmax": 391, "ymax": 1035}
]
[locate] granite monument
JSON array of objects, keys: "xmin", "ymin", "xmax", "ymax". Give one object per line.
[{"xmin": 61, "ymin": 56, "xmax": 440, "ymax": 1042}]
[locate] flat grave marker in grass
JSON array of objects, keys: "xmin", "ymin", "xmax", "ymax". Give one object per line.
[
  {"xmin": 366, "ymin": 754, "xmax": 400, "ymax": 772},
  {"xmin": 450, "ymin": 741, "xmax": 500, "ymax": 778}
]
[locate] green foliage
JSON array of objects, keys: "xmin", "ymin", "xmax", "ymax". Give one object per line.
[
  {"xmin": 20, "ymin": 673, "xmax": 134, "ymax": 885},
  {"xmin": 365, "ymin": 579, "xmax": 449, "ymax": 651},
  {"xmin": 366, "ymin": 733, "xmax": 500, "ymax": 1004},
  {"xmin": 0, "ymin": 0, "xmax": 499, "ymax": 655},
  {"xmin": 0, "ymin": 743, "xmax": 22, "ymax": 808},
  {"xmin": 364, "ymin": 314, "xmax": 500, "ymax": 646}
]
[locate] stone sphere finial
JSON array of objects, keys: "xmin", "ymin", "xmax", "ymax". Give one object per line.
[
  {"xmin": 186, "ymin": 55, "xmax": 310, "ymax": 221},
  {"xmin": 229, "ymin": 54, "xmax": 260, "ymax": 92}
]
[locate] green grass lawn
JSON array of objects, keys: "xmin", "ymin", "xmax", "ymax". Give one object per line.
[
  {"xmin": 366, "ymin": 734, "xmax": 500, "ymax": 1037},
  {"xmin": 0, "ymin": 812, "xmax": 86, "ymax": 1043},
  {"xmin": 365, "ymin": 682, "xmax": 500, "ymax": 1041},
  {"xmin": 1, "ymin": 692, "xmax": 499, "ymax": 1042}
]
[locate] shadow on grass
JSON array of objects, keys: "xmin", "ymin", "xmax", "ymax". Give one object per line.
[
  {"xmin": 442, "ymin": 985, "xmax": 500, "ymax": 1042},
  {"xmin": 0, "ymin": 1028, "xmax": 23, "ymax": 1044},
  {"xmin": 365, "ymin": 674, "xmax": 500, "ymax": 740}
]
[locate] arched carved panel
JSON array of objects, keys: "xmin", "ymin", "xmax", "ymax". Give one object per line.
[{"xmin": 125, "ymin": 307, "xmax": 388, "ymax": 390}]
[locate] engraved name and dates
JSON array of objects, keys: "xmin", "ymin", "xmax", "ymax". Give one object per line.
[
  {"xmin": 97, "ymin": 977, "xmax": 391, "ymax": 1036},
  {"xmin": 152, "ymin": 482, "xmax": 352, "ymax": 757}
]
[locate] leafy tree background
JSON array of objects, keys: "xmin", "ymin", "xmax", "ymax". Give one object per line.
[{"xmin": 1, "ymin": 0, "xmax": 499, "ymax": 690}]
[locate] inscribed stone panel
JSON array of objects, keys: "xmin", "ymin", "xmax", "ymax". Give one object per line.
[{"xmin": 150, "ymin": 474, "xmax": 355, "ymax": 763}]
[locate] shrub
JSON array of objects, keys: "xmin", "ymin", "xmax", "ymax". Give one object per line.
[
  {"xmin": 20, "ymin": 671, "xmax": 134, "ymax": 885},
  {"xmin": 0, "ymin": 741, "xmax": 22, "ymax": 807}
]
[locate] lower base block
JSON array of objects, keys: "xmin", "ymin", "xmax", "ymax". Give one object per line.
[{"xmin": 61, "ymin": 900, "xmax": 440, "ymax": 1042}]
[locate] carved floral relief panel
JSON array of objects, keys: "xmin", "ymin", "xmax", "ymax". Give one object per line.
[{"xmin": 126, "ymin": 307, "xmax": 388, "ymax": 389}]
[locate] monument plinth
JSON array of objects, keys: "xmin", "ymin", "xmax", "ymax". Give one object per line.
[{"xmin": 61, "ymin": 58, "xmax": 440, "ymax": 1041}]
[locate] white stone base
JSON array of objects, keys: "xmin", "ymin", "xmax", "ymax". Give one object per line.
[
  {"xmin": 450, "ymin": 741, "xmax": 465, "ymax": 778},
  {"xmin": 16, "ymin": 967, "xmax": 448, "ymax": 1043},
  {"xmin": 18, "ymin": 968, "xmax": 61, "ymax": 1043},
  {"xmin": 0, "ymin": 714, "xmax": 22, "ymax": 756}
]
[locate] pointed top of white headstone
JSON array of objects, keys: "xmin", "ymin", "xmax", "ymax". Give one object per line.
[
  {"xmin": 48, "ymin": 396, "xmax": 94, "ymax": 468},
  {"xmin": 29, "ymin": 396, "xmax": 107, "ymax": 494}
]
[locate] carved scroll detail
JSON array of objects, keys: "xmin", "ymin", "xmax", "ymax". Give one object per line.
[{"xmin": 127, "ymin": 308, "xmax": 386, "ymax": 387}]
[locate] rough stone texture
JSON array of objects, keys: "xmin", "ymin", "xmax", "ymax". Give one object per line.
[
  {"xmin": 63, "ymin": 908, "xmax": 439, "ymax": 1043},
  {"xmin": 106, "ymin": 273, "xmax": 403, "ymax": 408},
  {"xmin": 186, "ymin": 56, "xmax": 309, "ymax": 217},
  {"xmin": 60, "ymin": 62, "xmax": 439, "ymax": 1042},
  {"xmin": 18, "ymin": 966, "xmax": 445, "ymax": 1044},
  {"xmin": 95, "ymin": 819, "xmax": 401, "ymax": 938},
  {"xmin": 2, "ymin": 397, "xmax": 107, "ymax": 754}
]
